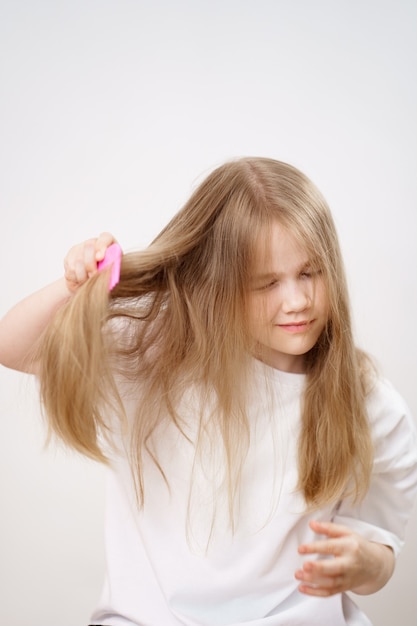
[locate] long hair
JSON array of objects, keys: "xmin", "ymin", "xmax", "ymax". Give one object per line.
[{"xmin": 39, "ymin": 157, "xmax": 373, "ymax": 515}]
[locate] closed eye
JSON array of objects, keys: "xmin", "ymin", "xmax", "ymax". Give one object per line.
[
  {"xmin": 256, "ymin": 279, "xmax": 279, "ymax": 291},
  {"xmin": 300, "ymin": 268, "xmax": 321, "ymax": 280}
]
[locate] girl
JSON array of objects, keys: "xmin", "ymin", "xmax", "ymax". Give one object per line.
[{"xmin": 1, "ymin": 157, "xmax": 417, "ymax": 626}]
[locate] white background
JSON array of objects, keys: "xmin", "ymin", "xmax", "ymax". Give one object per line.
[{"xmin": 1, "ymin": 1, "xmax": 416, "ymax": 624}]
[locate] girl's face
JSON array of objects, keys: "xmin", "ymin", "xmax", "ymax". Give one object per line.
[{"xmin": 247, "ymin": 221, "xmax": 329, "ymax": 373}]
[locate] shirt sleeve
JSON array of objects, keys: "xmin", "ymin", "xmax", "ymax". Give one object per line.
[{"xmin": 333, "ymin": 378, "xmax": 417, "ymax": 557}]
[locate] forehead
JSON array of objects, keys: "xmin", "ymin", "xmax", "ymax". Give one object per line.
[{"xmin": 252, "ymin": 221, "xmax": 311, "ymax": 273}]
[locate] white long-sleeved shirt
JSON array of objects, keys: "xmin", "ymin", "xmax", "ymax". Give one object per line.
[{"xmin": 90, "ymin": 364, "xmax": 417, "ymax": 626}]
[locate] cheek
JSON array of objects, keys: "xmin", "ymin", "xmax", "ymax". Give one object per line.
[
  {"xmin": 246, "ymin": 297, "xmax": 268, "ymax": 335},
  {"xmin": 247, "ymin": 294, "xmax": 274, "ymax": 325},
  {"xmin": 314, "ymin": 281, "xmax": 329, "ymax": 317}
]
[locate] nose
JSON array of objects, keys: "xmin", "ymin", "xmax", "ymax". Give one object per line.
[{"xmin": 281, "ymin": 280, "xmax": 311, "ymax": 313}]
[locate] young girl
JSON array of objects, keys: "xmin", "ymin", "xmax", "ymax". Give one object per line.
[{"xmin": 1, "ymin": 157, "xmax": 417, "ymax": 626}]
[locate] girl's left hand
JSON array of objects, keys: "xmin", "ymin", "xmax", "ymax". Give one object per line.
[
  {"xmin": 295, "ymin": 520, "xmax": 395, "ymax": 597},
  {"xmin": 63, "ymin": 232, "xmax": 117, "ymax": 294}
]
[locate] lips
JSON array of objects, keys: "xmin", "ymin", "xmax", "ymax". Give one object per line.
[{"xmin": 277, "ymin": 321, "xmax": 313, "ymax": 333}]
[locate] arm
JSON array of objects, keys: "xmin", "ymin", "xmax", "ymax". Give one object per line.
[
  {"xmin": 295, "ymin": 380, "xmax": 417, "ymax": 598},
  {"xmin": 295, "ymin": 519, "xmax": 395, "ymax": 597},
  {"xmin": 0, "ymin": 278, "xmax": 72, "ymax": 373},
  {"xmin": 0, "ymin": 232, "xmax": 116, "ymax": 374}
]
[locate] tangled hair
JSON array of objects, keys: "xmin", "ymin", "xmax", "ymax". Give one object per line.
[{"xmin": 39, "ymin": 157, "xmax": 373, "ymax": 516}]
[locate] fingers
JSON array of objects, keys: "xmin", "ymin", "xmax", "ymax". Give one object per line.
[
  {"xmin": 295, "ymin": 573, "xmax": 342, "ymax": 597},
  {"xmin": 296, "ymin": 520, "xmax": 365, "ymax": 597},
  {"xmin": 94, "ymin": 232, "xmax": 117, "ymax": 262},
  {"xmin": 64, "ymin": 233, "xmax": 118, "ymax": 293},
  {"xmin": 298, "ymin": 520, "xmax": 354, "ymax": 556},
  {"xmin": 295, "ymin": 556, "xmax": 348, "ymax": 597},
  {"xmin": 308, "ymin": 519, "xmax": 352, "ymax": 538},
  {"xmin": 298, "ymin": 537, "xmax": 352, "ymax": 557},
  {"xmin": 297, "ymin": 555, "xmax": 346, "ymax": 579}
]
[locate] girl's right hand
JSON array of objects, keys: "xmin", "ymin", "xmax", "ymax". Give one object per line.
[{"xmin": 64, "ymin": 232, "xmax": 117, "ymax": 294}]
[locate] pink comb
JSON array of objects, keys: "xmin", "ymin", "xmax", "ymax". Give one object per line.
[{"xmin": 97, "ymin": 243, "xmax": 122, "ymax": 291}]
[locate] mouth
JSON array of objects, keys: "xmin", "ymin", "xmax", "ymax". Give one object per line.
[{"xmin": 277, "ymin": 320, "xmax": 314, "ymax": 333}]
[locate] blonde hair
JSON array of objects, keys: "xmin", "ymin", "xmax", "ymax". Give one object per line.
[{"xmin": 39, "ymin": 157, "xmax": 373, "ymax": 515}]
